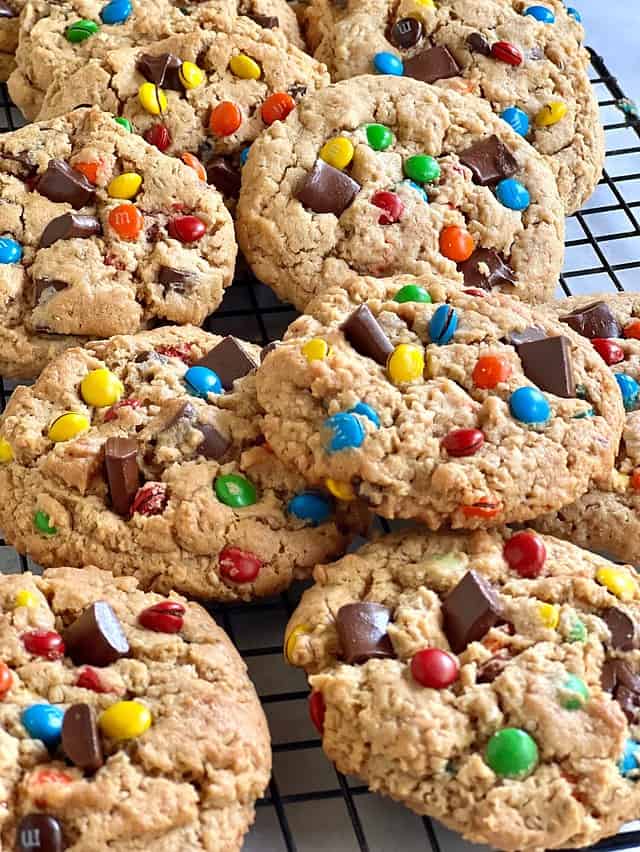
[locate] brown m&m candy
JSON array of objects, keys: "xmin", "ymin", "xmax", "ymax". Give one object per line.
[
  {"xmin": 193, "ymin": 336, "xmax": 258, "ymax": 390},
  {"xmin": 16, "ymin": 814, "xmax": 63, "ymax": 852},
  {"xmin": 404, "ymin": 45, "xmax": 461, "ymax": 84},
  {"xmin": 105, "ymin": 437, "xmax": 139, "ymax": 516},
  {"xmin": 62, "ymin": 703, "xmax": 103, "ymax": 772},
  {"xmin": 336, "ymin": 602, "xmax": 395, "ymax": 664},
  {"xmin": 560, "ymin": 301, "xmax": 623, "ymax": 339},
  {"xmin": 63, "ymin": 601, "xmax": 130, "ymax": 666},
  {"xmin": 389, "ymin": 17, "xmax": 423, "ymax": 49},
  {"xmin": 458, "ymin": 248, "xmax": 515, "ymax": 291},
  {"xmin": 36, "ymin": 159, "xmax": 96, "ymax": 209},
  {"xmin": 39, "ymin": 213, "xmax": 101, "ymax": 249},
  {"xmin": 459, "ymin": 135, "xmax": 518, "ymax": 186},
  {"xmin": 517, "ymin": 336, "xmax": 575, "ymax": 398},
  {"xmin": 296, "ymin": 160, "xmax": 360, "ymax": 216},
  {"xmin": 442, "ymin": 571, "xmax": 502, "ymax": 653},
  {"xmin": 341, "ymin": 305, "xmax": 394, "ymax": 365}
]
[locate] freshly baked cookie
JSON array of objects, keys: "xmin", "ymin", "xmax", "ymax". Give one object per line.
[
  {"xmin": 303, "ymin": 0, "xmax": 602, "ymax": 214},
  {"xmin": 285, "ymin": 527, "xmax": 640, "ymax": 852},
  {"xmin": 533, "ymin": 294, "xmax": 640, "ymax": 562},
  {"xmin": 7, "ymin": 0, "xmax": 303, "ymax": 115},
  {"xmin": 0, "ymin": 564, "xmax": 270, "ymax": 850},
  {"xmin": 0, "ymin": 107, "xmax": 236, "ymax": 380},
  {"xmin": 0, "ymin": 325, "xmax": 368, "ymax": 601},
  {"xmin": 255, "ymin": 276, "xmax": 624, "ymax": 527},
  {"xmin": 237, "ymin": 76, "xmax": 565, "ymax": 309}
]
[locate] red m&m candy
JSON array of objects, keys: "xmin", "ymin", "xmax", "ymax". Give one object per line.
[
  {"xmin": 592, "ymin": 338, "xmax": 624, "ymax": 365},
  {"xmin": 411, "ymin": 648, "xmax": 459, "ymax": 688},
  {"xmin": 371, "ymin": 191, "xmax": 404, "ymax": 225},
  {"xmin": 441, "ymin": 428, "xmax": 484, "ymax": 457},
  {"xmin": 144, "ymin": 124, "xmax": 171, "ymax": 152},
  {"xmin": 138, "ymin": 601, "xmax": 185, "ymax": 634},
  {"xmin": 219, "ymin": 546, "xmax": 262, "ymax": 584},
  {"xmin": 22, "ymin": 630, "xmax": 65, "ymax": 660},
  {"xmin": 503, "ymin": 531, "xmax": 546, "ymax": 578},
  {"xmin": 491, "ymin": 41, "xmax": 523, "ymax": 66},
  {"xmin": 261, "ymin": 92, "xmax": 295, "ymax": 126},
  {"xmin": 169, "ymin": 215, "xmax": 206, "ymax": 243},
  {"xmin": 309, "ymin": 691, "xmax": 326, "ymax": 734}
]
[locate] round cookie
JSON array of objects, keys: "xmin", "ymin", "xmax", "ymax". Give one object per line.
[
  {"xmin": 237, "ymin": 76, "xmax": 565, "ymax": 309},
  {"xmin": 0, "ymin": 107, "xmax": 236, "ymax": 380},
  {"xmin": 0, "ymin": 325, "xmax": 368, "ymax": 601},
  {"xmin": 255, "ymin": 275, "xmax": 624, "ymax": 527},
  {"xmin": 533, "ymin": 294, "xmax": 640, "ymax": 563},
  {"xmin": 0, "ymin": 564, "xmax": 271, "ymax": 850},
  {"xmin": 285, "ymin": 527, "xmax": 640, "ymax": 852},
  {"xmin": 7, "ymin": 0, "xmax": 304, "ymax": 117},
  {"xmin": 303, "ymin": 0, "xmax": 602, "ymax": 214}
]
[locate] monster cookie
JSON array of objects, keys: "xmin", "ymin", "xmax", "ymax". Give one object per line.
[
  {"xmin": 7, "ymin": 0, "xmax": 304, "ymax": 119},
  {"xmin": 237, "ymin": 76, "xmax": 564, "ymax": 309},
  {"xmin": 0, "ymin": 564, "xmax": 271, "ymax": 850},
  {"xmin": 0, "ymin": 107, "xmax": 236, "ymax": 380},
  {"xmin": 285, "ymin": 527, "xmax": 640, "ymax": 851},
  {"xmin": 255, "ymin": 276, "xmax": 624, "ymax": 527},
  {"xmin": 303, "ymin": 0, "xmax": 601, "ymax": 214},
  {"xmin": 0, "ymin": 325, "xmax": 368, "ymax": 600}
]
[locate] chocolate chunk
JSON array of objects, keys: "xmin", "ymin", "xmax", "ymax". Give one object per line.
[
  {"xmin": 39, "ymin": 212, "xmax": 101, "ymax": 249},
  {"xmin": 105, "ymin": 436, "xmax": 139, "ymax": 516},
  {"xmin": 137, "ymin": 52, "xmax": 183, "ymax": 90},
  {"xmin": 158, "ymin": 265, "xmax": 197, "ymax": 294},
  {"xmin": 33, "ymin": 278, "xmax": 68, "ymax": 305},
  {"xmin": 389, "ymin": 17, "xmax": 423, "ymax": 49},
  {"xmin": 477, "ymin": 651, "xmax": 510, "ymax": 683},
  {"xmin": 16, "ymin": 814, "xmax": 63, "ymax": 852},
  {"xmin": 442, "ymin": 571, "xmax": 502, "ymax": 654},
  {"xmin": 404, "ymin": 45, "xmax": 461, "ymax": 84},
  {"xmin": 336, "ymin": 602, "xmax": 395, "ymax": 665},
  {"xmin": 203, "ymin": 156, "xmax": 241, "ymax": 198},
  {"xmin": 341, "ymin": 304, "xmax": 394, "ymax": 365},
  {"xmin": 62, "ymin": 703, "xmax": 103, "ymax": 772},
  {"xmin": 459, "ymin": 135, "xmax": 518, "ymax": 186},
  {"xmin": 601, "ymin": 658, "xmax": 640, "ymax": 693},
  {"xmin": 507, "ymin": 326, "xmax": 546, "ymax": 347},
  {"xmin": 0, "ymin": 1, "xmax": 15, "ymax": 17},
  {"xmin": 196, "ymin": 423, "xmax": 231, "ymax": 460},
  {"xmin": 260, "ymin": 341, "xmax": 278, "ymax": 362},
  {"xmin": 63, "ymin": 601, "xmax": 129, "ymax": 667},
  {"xmin": 458, "ymin": 248, "xmax": 515, "ymax": 291},
  {"xmin": 296, "ymin": 160, "xmax": 360, "ymax": 216},
  {"xmin": 559, "ymin": 301, "xmax": 622, "ymax": 340},
  {"xmin": 194, "ymin": 336, "xmax": 258, "ymax": 389},
  {"xmin": 603, "ymin": 608, "xmax": 638, "ymax": 651},
  {"xmin": 288, "ymin": 84, "xmax": 307, "ymax": 100},
  {"xmin": 617, "ymin": 685, "xmax": 640, "ymax": 724},
  {"xmin": 36, "ymin": 159, "xmax": 96, "ymax": 209},
  {"xmin": 466, "ymin": 31, "xmax": 491, "ymax": 55},
  {"xmin": 517, "ymin": 336, "xmax": 575, "ymax": 398},
  {"xmin": 248, "ymin": 12, "xmax": 278, "ymax": 28}
]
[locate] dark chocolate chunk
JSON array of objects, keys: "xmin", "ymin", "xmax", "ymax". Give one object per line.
[
  {"xmin": 559, "ymin": 301, "xmax": 622, "ymax": 340},
  {"xmin": 477, "ymin": 651, "xmax": 510, "ymax": 683},
  {"xmin": 441, "ymin": 571, "xmax": 502, "ymax": 654},
  {"xmin": 336, "ymin": 602, "xmax": 395, "ymax": 665},
  {"xmin": 248, "ymin": 12, "xmax": 278, "ymax": 28},
  {"xmin": 341, "ymin": 304, "xmax": 394, "ymax": 365},
  {"xmin": 194, "ymin": 336, "xmax": 258, "ymax": 389},
  {"xmin": 616, "ymin": 685, "xmax": 640, "ymax": 724},
  {"xmin": 36, "ymin": 159, "xmax": 96, "ymax": 209},
  {"xmin": 601, "ymin": 658, "xmax": 619, "ymax": 693},
  {"xmin": 601, "ymin": 658, "xmax": 640, "ymax": 693},
  {"xmin": 105, "ymin": 436, "xmax": 139, "ymax": 516},
  {"xmin": 404, "ymin": 45, "xmax": 461, "ymax": 84},
  {"xmin": 260, "ymin": 341, "xmax": 278, "ymax": 362},
  {"xmin": 389, "ymin": 17, "xmax": 423, "ymax": 49},
  {"xmin": 136, "ymin": 52, "xmax": 183, "ymax": 90},
  {"xmin": 288, "ymin": 84, "xmax": 308, "ymax": 100},
  {"xmin": 33, "ymin": 278, "xmax": 68, "ymax": 305},
  {"xmin": 458, "ymin": 248, "xmax": 515, "ymax": 291},
  {"xmin": 507, "ymin": 326, "xmax": 546, "ymax": 347},
  {"xmin": 16, "ymin": 814, "xmax": 63, "ymax": 852},
  {"xmin": 39, "ymin": 212, "xmax": 101, "ymax": 249},
  {"xmin": 296, "ymin": 160, "xmax": 360, "ymax": 216},
  {"xmin": 0, "ymin": 0, "xmax": 15, "ymax": 16},
  {"xmin": 158, "ymin": 265, "xmax": 198, "ymax": 294},
  {"xmin": 517, "ymin": 336, "xmax": 575, "ymax": 398},
  {"xmin": 63, "ymin": 601, "xmax": 129, "ymax": 667},
  {"xmin": 603, "ymin": 607, "xmax": 638, "ymax": 651},
  {"xmin": 196, "ymin": 423, "xmax": 231, "ymax": 460},
  {"xmin": 459, "ymin": 135, "xmax": 518, "ymax": 186},
  {"xmin": 203, "ymin": 156, "xmax": 241, "ymax": 198},
  {"xmin": 466, "ymin": 31, "xmax": 491, "ymax": 55},
  {"xmin": 62, "ymin": 703, "xmax": 103, "ymax": 772}
]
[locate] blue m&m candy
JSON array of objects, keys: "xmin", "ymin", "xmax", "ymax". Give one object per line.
[
  {"xmin": 323, "ymin": 412, "xmax": 365, "ymax": 453},
  {"xmin": 288, "ymin": 491, "xmax": 332, "ymax": 525},
  {"xmin": 619, "ymin": 739, "xmax": 640, "ymax": 777},
  {"xmin": 509, "ymin": 387, "xmax": 551, "ymax": 424},
  {"xmin": 349, "ymin": 401, "xmax": 380, "ymax": 428},
  {"xmin": 184, "ymin": 366, "xmax": 222, "ymax": 397},
  {"xmin": 429, "ymin": 304, "xmax": 458, "ymax": 345},
  {"xmin": 21, "ymin": 703, "xmax": 64, "ymax": 748},
  {"xmin": 524, "ymin": 5, "xmax": 555, "ymax": 23},
  {"xmin": 373, "ymin": 52, "xmax": 404, "ymax": 76},
  {"xmin": 0, "ymin": 237, "xmax": 23, "ymax": 264},
  {"xmin": 496, "ymin": 178, "xmax": 531, "ymax": 211},
  {"xmin": 501, "ymin": 106, "xmax": 530, "ymax": 137},
  {"xmin": 240, "ymin": 146, "xmax": 251, "ymax": 166},
  {"xmin": 400, "ymin": 179, "xmax": 429, "ymax": 202},
  {"xmin": 616, "ymin": 373, "xmax": 640, "ymax": 411},
  {"xmin": 100, "ymin": 0, "xmax": 132, "ymax": 23},
  {"xmin": 567, "ymin": 7, "xmax": 582, "ymax": 22}
]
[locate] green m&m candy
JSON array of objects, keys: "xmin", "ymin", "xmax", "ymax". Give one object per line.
[
  {"xmin": 34, "ymin": 510, "xmax": 57, "ymax": 536},
  {"xmin": 568, "ymin": 619, "xmax": 587, "ymax": 643},
  {"xmin": 394, "ymin": 284, "xmax": 432, "ymax": 304},
  {"xmin": 215, "ymin": 474, "xmax": 257, "ymax": 508},
  {"xmin": 485, "ymin": 728, "xmax": 538, "ymax": 778},
  {"xmin": 115, "ymin": 117, "xmax": 133, "ymax": 132},
  {"xmin": 65, "ymin": 19, "xmax": 100, "ymax": 42},
  {"xmin": 403, "ymin": 154, "xmax": 440, "ymax": 184},
  {"xmin": 558, "ymin": 675, "xmax": 589, "ymax": 710},
  {"xmin": 365, "ymin": 123, "xmax": 393, "ymax": 151}
]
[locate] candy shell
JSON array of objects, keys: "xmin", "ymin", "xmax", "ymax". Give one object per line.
[
  {"xmin": 509, "ymin": 387, "xmax": 551, "ymax": 423},
  {"xmin": 501, "ymin": 106, "xmax": 529, "ymax": 136},
  {"xmin": 373, "ymin": 52, "xmax": 404, "ymax": 76},
  {"xmin": 100, "ymin": 0, "xmax": 131, "ymax": 23},
  {"xmin": 81, "ymin": 368, "xmax": 124, "ymax": 407},
  {"xmin": 524, "ymin": 5, "xmax": 555, "ymax": 23},
  {"xmin": 288, "ymin": 492, "xmax": 332, "ymax": 525},
  {"xmin": 0, "ymin": 236, "xmax": 22, "ymax": 264},
  {"xmin": 99, "ymin": 701, "xmax": 151, "ymax": 739},
  {"xmin": 184, "ymin": 365, "xmax": 222, "ymax": 397},
  {"xmin": 215, "ymin": 474, "xmax": 257, "ymax": 507},
  {"xmin": 496, "ymin": 178, "xmax": 530, "ymax": 211},
  {"xmin": 429, "ymin": 304, "xmax": 458, "ymax": 345},
  {"xmin": 486, "ymin": 728, "xmax": 538, "ymax": 777},
  {"xmin": 323, "ymin": 412, "xmax": 366, "ymax": 453},
  {"xmin": 22, "ymin": 704, "xmax": 64, "ymax": 748}
]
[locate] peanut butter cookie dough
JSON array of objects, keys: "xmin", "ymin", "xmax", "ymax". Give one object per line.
[
  {"xmin": 237, "ymin": 76, "xmax": 565, "ymax": 310},
  {"xmin": 285, "ymin": 527, "xmax": 640, "ymax": 852},
  {"xmin": 255, "ymin": 275, "xmax": 624, "ymax": 527},
  {"xmin": 303, "ymin": 0, "xmax": 602, "ymax": 213},
  {"xmin": 0, "ymin": 564, "xmax": 271, "ymax": 850}
]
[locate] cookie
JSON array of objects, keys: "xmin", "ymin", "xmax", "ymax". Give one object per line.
[
  {"xmin": 7, "ymin": 0, "xmax": 303, "ymax": 115},
  {"xmin": 303, "ymin": 0, "xmax": 602, "ymax": 214},
  {"xmin": 285, "ymin": 527, "xmax": 640, "ymax": 851},
  {"xmin": 255, "ymin": 275, "xmax": 624, "ymax": 527},
  {"xmin": 237, "ymin": 75, "xmax": 565, "ymax": 309},
  {"xmin": 0, "ymin": 107, "xmax": 237, "ymax": 380},
  {"xmin": 0, "ymin": 325, "xmax": 368, "ymax": 601},
  {"xmin": 0, "ymin": 564, "xmax": 270, "ymax": 850}
]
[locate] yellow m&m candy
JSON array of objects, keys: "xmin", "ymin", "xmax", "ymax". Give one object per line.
[
  {"xmin": 48, "ymin": 412, "xmax": 90, "ymax": 443},
  {"xmin": 14, "ymin": 589, "xmax": 38, "ymax": 608},
  {"xmin": 387, "ymin": 344, "xmax": 424, "ymax": 384},
  {"xmin": 537, "ymin": 602, "xmax": 559, "ymax": 630},
  {"xmin": 99, "ymin": 700, "xmax": 152, "ymax": 739},
  {"xmin": 285, "ymin": 623, "xmax": 310, "ymax": 663},
  {"xmin": 229, "ymin": 54, "xmax": 261, "ymax": 80},
  {"xmin": 107, "ymin": 172, "xmax": 142, "ymax": 199},
  {"xmin": 596, "ymin": 567, "xmax": 637, "ymax": 601},
  {"xmin": 179, "ymin": 60, "xmax": 205, "ymax": 89},
  {"xmin": 0, "ymin": 437, "xmax": 13, "ymax": 463},
  {"xmin": 80, "ymin": 368, "xmax": 124, "ymax": 407},
  {"xmin": 139, "ymin": 82, "xmax": 167, "ymax": 115},
  {"xmin": 302, "ymin": 338, "xmax": 330, "ymax": 362},
  {"xmin": 319, "ymin": 137, "xmax": 355, "ymax": 171},
  {"xmin": 326, "ymin": 478, "xmax": 356, "ymax": 501},
  {"xmin": 535, "ymin": 101, "xmax": 568, "ymax": 127}
]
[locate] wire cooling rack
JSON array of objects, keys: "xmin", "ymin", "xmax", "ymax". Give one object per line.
[{"xmin": 1, "ymin": 48, "xmax": 640, "ymax": 852}]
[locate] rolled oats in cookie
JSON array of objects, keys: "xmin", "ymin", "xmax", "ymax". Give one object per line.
[
  {"xmin": 0, "ymin": 564, "xmax": 271, "ymax": 850},
  {"xmin": 0, "ymin": 325, "xmax": 368, "ymax": 601},
  {"xmin": 255, "ymin": 275, "xmax": 624, "ymax": 527},
  {"xmin": 303, "ymin": 0, "xmax": 602, "ymax": 214},
  {"xmin": 0, "ymin": 107, "xmax": 236, "ymax": 380},
  {"xmin": 237, "ymin": 76, "xmax": 565, "ymax": 309},
  {"xmin": 285, "ymin": 527, "xmax": 640, "ymax": 852}
]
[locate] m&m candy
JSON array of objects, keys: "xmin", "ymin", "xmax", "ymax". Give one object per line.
[
  {"xmin": 616, "ymin": 373, "xmax": 639, "ymax": 411},
  {"xmin": 48, "ymin": 412, "xmax": 90, "ymax": 442},
  {"xmin": 81, "ymin": 368, "xmax": 124, "ymax": 407},
  {"xmin": 373, "ymin": 52, "xmax": 404, "ymax": 76},
  {"xmin": 288, "ymin": 492, "xmax": 332, "ymax": 525},
  {"xmin": 503, "ymin": 531, "xmax": 546, "ymax": 578},
  {"xmin": 524, "ymin": 5, "xmax": 555, "ymax": 23},
  {"xmin": 501, "ymin": 106, "xmax": 530, "ymax": 136},
  {"xmin": 509, "ymin": 387, "xmax": 550, "ymax": 423},
  {"xmin": 496, "ymin": 178, "xmax": 530, "ymax": 211},
  {"xmin": 215, "ymin": 474, "xmax": 257, "ymax": 507},
  {"xmin": 429, "ymin": 305, "xmax": 458, "ymax": 345},
  {"xmin": 403, "ymin": 154, "xmax": 440, "ymax": 184},
  {"xmin": 261, "ymin": 92, "xmax": 295, "ymax": 125},
  {"xmin": 99, "ymin": 701, "xmax": 151, "ymax": 739},
  {"xmin": 366, "ymin": 123, "xmax": 393, "ymax": 151},
  {"xmin": 184, "ymin": 366, "xmax": 222, "ymax": 397},
  {"xmin": 394, "ymin": 284, "xmax": 432, "ymax": 304},
  {"xmin": 100, "ymin": 0, "xmax": 131, "ymax": 23},
  {"xmin": 219, "ymin": 547, "xmax": 262, "ymax": 583},
  {"xmin": 0, "ymin": 237, "xmax": 22, "ymax": 264},
  {"xmin": 388, "ymin": 344, "xmax": 424, "ymax": 384},
  {"xmin": 411, "ymin": 648, "xmax": 459, "ymax": 688},
  {"xmin": 485, "ymin": 728, "xmax": 538, "ymax": 777},
  {"xmin": 65, "ymin": 19, "xmax": 99, "ymax": 42},
  {"xmin": 323, "ymin": 412, "xmax": 366, "ymax": 453},
  {"xmin": 22, "ymin": 704, "xmax": 65, "ymax": 748},
  {"xmin": 108, "ymin": 204, "xmax": 144, "ymax": 240},
  {"xmin": 138, "ymin": 82, "xmax": 167, "ymax": 115}
]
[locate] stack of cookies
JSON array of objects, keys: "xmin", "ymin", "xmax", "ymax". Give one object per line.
[{"xmin": 0, "ymin": 0, "xmax": 638, "ymax": 850}]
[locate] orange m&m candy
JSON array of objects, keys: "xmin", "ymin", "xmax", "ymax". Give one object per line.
[
  {"xmin": 209, "ymin": 101, "xmax": 242, "ymax": 136},
  {"xmin": 632, "ymin": 468, "xmax": 640, "ymax": 491},
  {"xmin": 181, "ymin": 152, "xmax": 207, "ymax": 181},
  {"xmin": 108, "ymin": 204, "xmax": 144, "ymax": 241},
  {"xmin": 472, "ymin": 354, "xmax": 512, "ymax": 389},
  {"xmin": 462, "ymin": 499, "xmax": 501, "ymax": 519},
  {"xmin": 0, "ymin": 661, "xmax": 12, "ymax": 698},
  {"xmin": 261, "ymin": 92, "xmax": 295, "ymax": 126},
  {"xmin": 625, "ymin": 320, "xmax": 640, "ymax": 340},
  {"xmin": 74, "ymin": 161, "xmax": 100, "ymax": 184},
  {"xmin": 439, "ymin": 225, "xmax": 475, "ymax": 262}
]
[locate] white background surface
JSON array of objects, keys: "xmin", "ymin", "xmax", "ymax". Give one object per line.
[{"xmin": 579, "ymin": 0, "xmax": 639, "ymax": 100}]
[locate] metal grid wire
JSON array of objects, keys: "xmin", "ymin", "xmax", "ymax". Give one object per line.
[{"xmin": 1, "ymin": 47, "xmax": 640, "ymax": 852}]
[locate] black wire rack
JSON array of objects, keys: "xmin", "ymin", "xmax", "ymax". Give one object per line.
[{"xmin": 1, "ymin": 47, "xmax": 640, "ymax": 852}]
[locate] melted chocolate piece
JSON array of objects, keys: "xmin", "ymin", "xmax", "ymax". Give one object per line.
[
  {"xmin": 36, "ymin": 159, "xmax": 96, "ymax": 208},
  {"xmin": 194, "ymin": 336, "xmax": 257, "ymax": 389},
  {"xmin": 39, "ymin": 212, "xmax": 101, "ymax": 249},
  {"xmin": 389, "ymin": 17, "xmax": 423, "ymax": 49},
  {"xmin": 442, "ymin": 571, "xmax": 502, "ymax": 654},
  {"xmin": 33, "ymin": 278, "xmax": 68, "ymax": 305},
  {"xmin": 105, "ymin": 436, "xmax": 139, "ymax": 516},
  {"xmin": 559, "ymin": 301, "xmax": 623, "ymax": 340},
  {"xmin": 404, "ymin": 45, "xmax": 461, "ymax": 84},
  {"xmin": 603, "ymin": 608, "xmax": 638, "ymax": 651},
  {"xmin": 0, "ymin": 0, "xmax": 15, "ymax": 16},
  {"xmin": 248, "ymin": 12, "xmax": 278, "ymax": 28},
  {"xmin": 260, "ymin": 341, "xmax": 278, "ymax": 362},
  {"xmin": 296, "ymin": 160, "xmax": 360, "ymax": 216},
  {"xmin": 197, "ymin": 423, "xmax": 231, "ymax": 460},
  {"xmin": 458, "ymin": 248, "xmax": 515, "ymax": 291},
  {"xmin": 63, "ymin": 601, "xmax": 129, "ymax": 667},
  {"xmin": 203, "ymin": 155, "xmax": 241, "ymax": 198},
  {"xmin": 158, "ymin": 266, "xmax": 198, "ymax": 294},
  {"xmin": 336, "ymin": 602, "xmax": 395, "ymax": 665},
  {"xmin": 477, "ymin": 651, "xmax": 510, "ymax": 683},
  {"xmin": 459, "ymin": 135, "xmax": 518, "ymax": 186},
  {"xmin": 466, "ymin": 32, "xmax": 491, "ymax": 55},
  {"xmin": 136, "ymin": 52, "xmax": 183, "ymax": 90},
  {"xmin": 288, "ymin": 84, "xmax": 308, "ymax": 100},
  {"xmin": 517, "ymin": 336, "xmax": 575, "ymax": 398},
  {"xmin": 341, "ymin": 304, "xmax": 394, "ymax": 365},
  {"xmin": 62, "ymin": 703, "xmax": 104, "ymax": 772}
]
